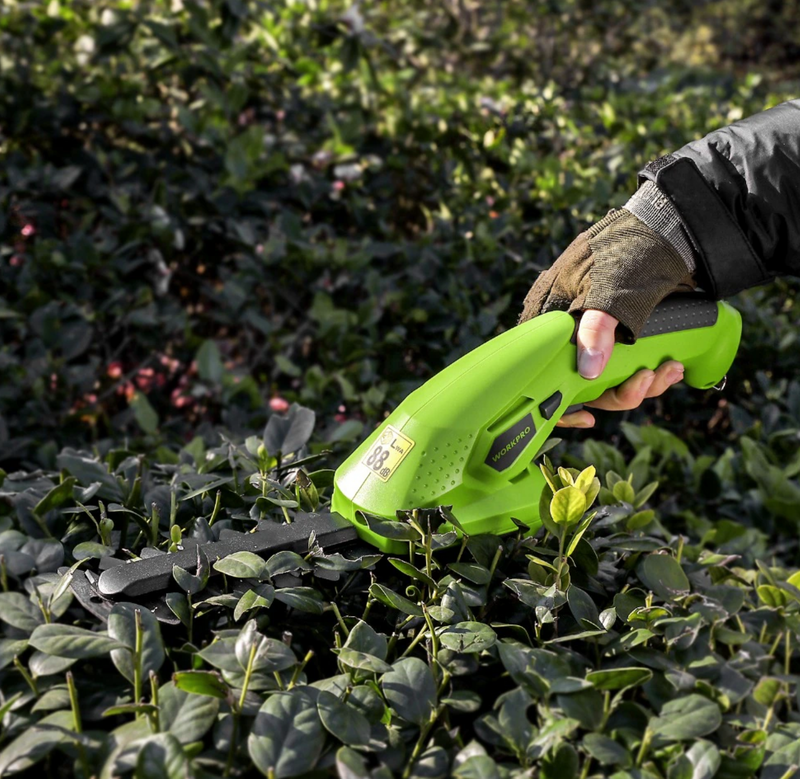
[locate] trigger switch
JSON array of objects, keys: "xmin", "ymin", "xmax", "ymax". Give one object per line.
[{"xmin": 539, "ymin": 391, "xmax": 562, "ymax": 420}]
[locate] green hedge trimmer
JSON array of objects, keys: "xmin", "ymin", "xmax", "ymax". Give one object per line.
[{"xmin": 71, "ymin": 294, "xmax": 741, "ymax": 621}]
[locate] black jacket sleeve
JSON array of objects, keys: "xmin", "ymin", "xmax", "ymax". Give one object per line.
[{"xmin": 638, "ymin": 99, "xmax": 800, "ymax": 299}]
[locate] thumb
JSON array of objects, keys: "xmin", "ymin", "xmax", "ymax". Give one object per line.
[{"xmin": 577, "ymin": 309, "xmax": 618, "ymax": 379}]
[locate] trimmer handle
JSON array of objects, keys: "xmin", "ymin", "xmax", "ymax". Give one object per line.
[{"xmin": 570, "ymin": 292, "xmax": 741, "ymax": 409}]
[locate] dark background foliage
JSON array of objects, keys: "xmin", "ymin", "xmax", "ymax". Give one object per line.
[
  {"xmin": 1, "ymin": 0, "xmax": 798, "ymax": 468},
  {"xmin": 5, "ymin": 1, "xmax": 800, "ymax": 778}
]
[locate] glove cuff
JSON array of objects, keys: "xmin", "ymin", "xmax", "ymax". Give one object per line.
[{"xmin": 624, "ymin": 181, "xmax": 697, "ymax": 274}]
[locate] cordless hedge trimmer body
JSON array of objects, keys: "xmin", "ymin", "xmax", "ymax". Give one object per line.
[{"xmin": 71, "ymin": 294, "xmax": 741, "ymax": 618}]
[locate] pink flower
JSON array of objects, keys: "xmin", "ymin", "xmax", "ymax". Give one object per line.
[
  {"xmin": 107, "ymin": 362, "xmax": 123, "ymax": 379},
  {"xmin": 332, "ymin": 181, "xmax": 345, "ymax": 192},
  {"xmin": 255, "ymin": 244, "xmax": 264, "ymax": 254},
  {"xmin": 9, "ymin": 255, "xmax": 22, "ymax": 267},
  {"xmin": 135, "ymin": 376, "xmax": 153, "ymax": 391},
  {"xmin": 21, "ymin": 224, "xmax": 35, "ymax": 237},
  {"xmin": 159, "ymin": 355, "xmax": 180, "ymax": 374},
  {"xmin": 117, "ymin": 382, "xmax": 135, "ymax": 401},
  {"xmin": 270, "ymin": 396, "xmax": 290, "ymax": 413}
]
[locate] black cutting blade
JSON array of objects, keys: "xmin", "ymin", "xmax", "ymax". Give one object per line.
[{"xmin": 96, "ymin": 511, "xmax": 358, "ymax": 599}]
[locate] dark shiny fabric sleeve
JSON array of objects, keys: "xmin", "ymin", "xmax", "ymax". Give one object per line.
[{"xmin": 638, "ymin": 99, "xmax": 800, "ymax": 299}]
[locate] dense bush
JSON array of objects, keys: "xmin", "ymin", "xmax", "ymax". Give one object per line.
[
  {"xmin": 1, "ymin": 408, "xmax": 800, "ymax": 778},
  {"xmin": 4, "ymin": 0, "xmax": 800, "ymax": 777},
  {"xmin": 1, "ymin": 0, "xmax": 795, "ymax": 463}
]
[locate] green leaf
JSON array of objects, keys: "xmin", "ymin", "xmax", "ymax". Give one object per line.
[
  {"xmin": 634, "ymin": 480, "xmax": 660, "ymax": 508},
  {"xmin": 0, "ymin": 710, "xmax": 74, "ymax": 776},
  {"xmin": 28, "ymin": 624, "xmax": 125, "ymax": 658},
  {"xmin": 170, "ymin": 548, "xmax": 209, "ymax": 596},
  {"xmin": 336, "ymin": 746, "xmax": 371, "ymax": 779},
  {"xmin": 344, "ymin": 620, "xmax": 388, "ymax": 660},
  {"xmin": 264, "ymin": 551, "xmax": 312, "ymax": 578},
  {"xmin": 317, "ymin": 690, "xmax": 371, "ymax": 746},
  {"xmin": 134, "ymin": 733, "xmax": 188, "ymax": 779},
  {"xmin": 582, "ymin": 733, "xmax": 632, "ymax": 767},
  {"xmin": 165, "ymin": 592, "xmax": 190, "ymax": 626},
  {"xmin": 56, "ymin": 451, "xmax": 123, "ymax": 501},
  {"xmin": 273, "ymin": 586, "xmax": 325, "ymax": 614},
  {"xmin": 361, "ymin": 515, "xmax": 419, "ymax": 541},
  {"xmin": 586, "ymin": 667, "xmax": 653, "ymax": 691},
  {"xmin": 29, "ymin": 651, "xmax": 75, "ymax": 677},
  {"xmin": 627, "ymin": 509, "xmax": 656, "ymax": 531},
  {"xmin": 761, "ymin": 739, "xmax": 800, "ymax": 779},
  {"xmin": 550, "ymin": 486, "xmax": 586, "ymax": 526},
  {"xmin": 439, "ymin": 622, "xmax": 497, "ymax": 654},
  {"xmin": 637, "ymin": 554, "xmax": 691, "ymax": 601},
  {"xmin": 612, "ymin": 480, "xmax": 636, "ymax": 503},
  {"xmin": 381, "ymin": 657, "xmax": 437, "ymax": 727},
  {"xmin": 234, "ymin": 585, "xmax": 275, "ymax": 621},
  {"xmin": 650, "ymin": 695, "xmax": 722, "ymax": 742},
  {"xmin": 235, "ymin": 619, "xmax": 297, "ymax": 673},
  {"xmin": 248, "ymin": 689, "xmax": 325, "ymax": 778},
  {"xmin": 263, "ymin": 403, "xmax": 316, "ymax": 456},
  {"xmin": 34, "ymin": 477, "xmax": 76, "ymax": 516},
  {"xmin": 498, "ymin": 687, "xmax": 533, "ymax": 758},
  {"xmin": 173, "ymin": 671, "xmax": 229, "ymax": 699},
  {"xmin": 130, "ymin": 391, "xmax": 159, "ymax": 434},
  {"xmin": 567, "ymin": 587, "xmax": 602, "ymax": 631},
  {"xmin": 369, "ymin": 583, "xmax": 423, "ymax": 616},
  {"xmin": 158, "ymin": 681, "xmax": 220, "ymax": 744},
  {"xmin": 213, "ymin": 551, "xmax": 267, "ymax": 579},
  {"xmin": 574, "ymin": 465, "xmax": 596, "ymax": 493},
  {"xmin": 447, "ymin": 562, "xmax": 491, "ymax": 585},
  {"xmin": 388, "ymin": 558, "xmax": 437, "ymax": 589},
  {"xmin": 336, "ymin": 648, "xmax": 393, "ymax": 675},
  {"xmin": 542, "ymin": 743, "xmax": 579, "ymax": 779},
  {"xmin": 196, "ymin": 340, "xmax": 224, "ymax": 384},
  {"xmin": 675, "ymin": 740, "xmax": 721, "ymax": 779},
  {"xmin": 0, "ymin": 639, "xmax": 29, "ymax": 670},
  {"xmin": 442, "ymin": 690, "xmax": 482, "ymax": 713},
  {"xmin": 108, "ymin": 602, "xmax": 166, "ymax": 683},
  {"xmin": 0, "ymin": 687, "xmax": 22, "ymax": 722},
  {"xmin": 0, "ymin": 592, "xmax": 44, "ymax": 632},
  {"xmin": 179, "ymin": 476, "xmax": 234, "ymax": 501},
  {"xmin": 556, "ymin": 688, "xmax": 604, "ymax": 731},
  {"xmin": 757, "ymin": 585, "xmax": 789, "ymax": 608},
  {"xmin": 102, "ymin": 703, "xmax": 160, "ymax": 717},
  {"xmin": 197, "ymin": 637, "xmax": 240, "ymax": 672},
  {"xmin": 452, "ymin": 751, "xmax": 502, "ymax": 779},
  {"xmin": 73, "ymin": 541, "xmax": 114, "ymax": 560},
  {"xmin": 753, "ymin": 677, "xmax": 781, "ymax": 706}
]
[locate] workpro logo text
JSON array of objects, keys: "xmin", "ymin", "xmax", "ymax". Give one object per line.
[{"xmin": 484, "ymin": 413, "xmax": 536, "ymax": 472}]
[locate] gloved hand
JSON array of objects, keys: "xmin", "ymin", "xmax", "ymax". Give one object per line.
[{"xmin": 519, "ymin": 203, "xmax": 697, "ymax": 428}]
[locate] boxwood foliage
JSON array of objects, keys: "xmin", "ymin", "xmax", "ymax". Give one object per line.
[
  {"xmin": 4, "ymin": 1, "xmax": 800, "ymax": 778},
  {"xmin": 0, "ymin": 405, "xmax": 799, "ymax": 778}
]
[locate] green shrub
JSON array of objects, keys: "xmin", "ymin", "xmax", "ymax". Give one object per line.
[
  {"xmin": 4, "ymin": 1, "xmax": 800, "ymax": 777},
  {"xmin": 0, "ymin": 408, "xmax": 799, "ymax": 777},
  {"xmin": 0, "ymin": 0, "xmax": 795, "ymax": 465}
]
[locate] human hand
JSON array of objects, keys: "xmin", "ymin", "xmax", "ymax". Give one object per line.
[
  {"xmin": 518, "ymin": 206, "xmax": 696, "ymax": 427},
  {"xmin": 555, "ymin": 309, "xmax": 684, "ymax": 428}
]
